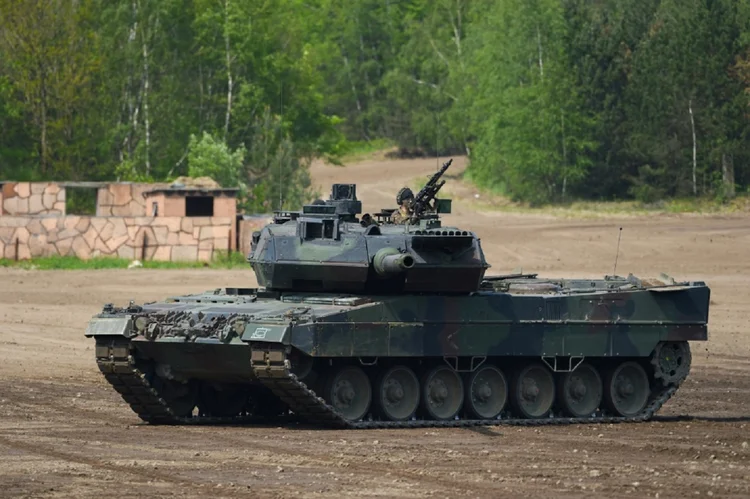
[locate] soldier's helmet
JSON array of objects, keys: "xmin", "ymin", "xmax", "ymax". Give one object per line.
[{"xmin": 396, "ymin": 187, "xmax": 414, "ymax": 206}]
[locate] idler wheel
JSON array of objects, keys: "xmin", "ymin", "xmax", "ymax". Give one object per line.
[
  {"xmin": 421, "ymin": 366, "xmax": 464, "ymax": 420},
  {"xmin": 651, "ymin": 341, "xmax": 692, "ymax": 386},
  {"xmin": 511, "ymin": 363, "xmax": 555, "ymax": 418},
  {"xmin": 557, "ymin": 363, "xmax": 602, "ymax": 418},
  {"xmin": 465, "ymin": 365, "xmax": 508, "ymax": 419},
  {"xmin": 605, "ymin": 361, "xmax": 651, "ymax": 417},
  {"xmin": 326, "ymin": 366, "xmax": 372, "ymax": 421},
  {"xmin": 376, "ymin": 365, "xmax": 420, "ymax": 421}
]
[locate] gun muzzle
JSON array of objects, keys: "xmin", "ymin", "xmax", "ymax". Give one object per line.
[{"xmin": 373, "ymin": 248, "xmax": 415, "ymax": 275}]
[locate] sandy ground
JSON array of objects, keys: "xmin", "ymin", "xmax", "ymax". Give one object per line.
[{"xmin": 1, "ymin": 157, "xmax": 750, "ymax": 498}]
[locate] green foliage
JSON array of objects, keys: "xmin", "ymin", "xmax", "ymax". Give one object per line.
[
  {"xmin": 65, "ymin": 188, "xmax": 98, "ymax": 216},
  {"xmin": 0, "ymin": 0, "xmax": 340, "ymax": 207},
  {"xmin": 210, "ymin": 250, "xmax": 248, "ymax": 268},
  {"xmin": 1, "ymin": 0, "xmax": 750, "ymax": 205},
  {"xmin": 187, "ymin": 132, "xmax": 247, "ymax": 190},
  {"xmin": 337, "ymin": 138, "xmax": 395, "ymax": 163},
  {"xmin": 186, "ymin": 113, "xmax": 316, "ymax": 213},
  {"xmin": 628, "ymin": 165, "xmax": 668, "ymax": 204},
  {"xmin": 464, "ymin": 0, "xmax": 596, "ymax": 204}
]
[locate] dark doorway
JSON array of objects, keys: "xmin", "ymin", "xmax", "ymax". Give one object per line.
[{"xmin": 185, "ymin": 196, "xmax": 214, "ymax": 217}]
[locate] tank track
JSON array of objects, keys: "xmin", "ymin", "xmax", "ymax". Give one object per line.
[
  {"xmin": 95, "ymin": 338, "xmax": 683, "ymax": 428},
  {"xmin": 95, "ymin": 338, "xmax": 261, "ymax": 425}
]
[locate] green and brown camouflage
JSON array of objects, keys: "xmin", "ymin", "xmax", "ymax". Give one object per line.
[{"xmin": 86, "ymin": 158, "xmax": 710, "ymax": 428}]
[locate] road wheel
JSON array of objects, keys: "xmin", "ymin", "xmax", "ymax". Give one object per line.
[
  {"xmin": 557, "ymin": 363, "xmax": 602, "ymax": 418},
  {"xmin": 326, "ymin": 366, "xmax": 372, "ymax": 421},
  {"xmin": 604, "ymin": 361, "xmax": 651, "ymax": 417},
  {"xmin": 511, "ymin": 363, "xmax": 555, "ymax": 419},
  {"xmin": 421, "ymin": 366, "xmax": 464, "ymax": 420},
  {"xmin": 465, "ymin": 365, "xmax": 507, "ymax": 419},
  {"xmin": 376, "ymin": 365, "xmax": 420, "ymax": 421}
]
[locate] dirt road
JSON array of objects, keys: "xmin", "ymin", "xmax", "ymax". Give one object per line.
[{"xmin": 1, "ymin": 158, "xmax": 749, "ymax": 498}]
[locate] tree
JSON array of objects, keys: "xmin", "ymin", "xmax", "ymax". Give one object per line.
[
  {"xmin": 465, "ymin": 0, "xmax": 595, "ymax": 203},
  {"xmin": 622, "ymin": 0, "xmax": 749, "ymax": 198},
  {"xmin": 187, "ymin": 131, "xmax": 246, "ymax": 189},
  {"xmin": 0, "ymin": 0, "xmax": 102, "ymax": 179}
]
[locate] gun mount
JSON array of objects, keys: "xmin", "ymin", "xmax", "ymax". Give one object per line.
[{"xmin": 411, "ymin": 158, "xmax": 452, "ymax": 220}]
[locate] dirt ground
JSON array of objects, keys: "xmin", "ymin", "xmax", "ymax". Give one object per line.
[{"xmin": 1, "ymin": 158, "xmax": 750, "ymax": 498}]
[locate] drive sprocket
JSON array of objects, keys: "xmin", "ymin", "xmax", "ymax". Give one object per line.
[{"xmin": 651, "ymin": 341, "xmax": 692, "ymax": 386}]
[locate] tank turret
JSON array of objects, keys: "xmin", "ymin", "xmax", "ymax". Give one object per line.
[{"xmin": 247, "ymin": 159, "xmax": 489, "ymax": 293}]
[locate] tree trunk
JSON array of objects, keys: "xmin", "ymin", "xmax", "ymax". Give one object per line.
[
  {"xmin": 688, "ymin": 99, "xmax": 696, "ymax": 195},
  {"xmin": 223, "ymin": 0, "xmax": 233, "ymax": 141},
  {"xmin": 39, "ymin": 70, "xmax": 48, "ymax": 174},
  {"xmin": 126, "ymin": 0, "xmax": 137, "ymax": 160},
  {"xmin": 536, "ymin": 24, "xmax": 544, "ymax": 80},
  {"xmin": 722, "ymin": 153, "xmax": 735, "ymax": 198},
  {"xmin": 342, "ymin": 52, "xmax": 366, "ymax": 139},
  {"xmin": 141, "ymin": 17, "xmax": 151, "ymax": 176}
]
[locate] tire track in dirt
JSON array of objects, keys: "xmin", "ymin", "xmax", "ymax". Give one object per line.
[
  {"xmin": 0, "ymin": 378, "xmax": 504, "ymax": 495},
  {"xmin": 0, "ymin": 380, "xmax": 138, "ymax": 427},
  {"xmin": 0, "ymin": 435, "xmax": 211, "ymax": 490},
  {"xmin": 187, "ymin": 428, "xmax": 556, "ymax": 496}
]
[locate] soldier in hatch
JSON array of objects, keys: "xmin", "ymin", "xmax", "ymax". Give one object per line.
[{"xmin": 391, "ymin": 187, "xmax": 415, "ymax": 224}]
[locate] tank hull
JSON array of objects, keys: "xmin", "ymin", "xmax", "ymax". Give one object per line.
[{"xmin": 87, "ymin": 276, "xmax": 709, "ymax": 427}]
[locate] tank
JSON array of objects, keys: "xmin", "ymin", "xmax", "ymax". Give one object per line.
[{"xmin": 86, "ymin": 159, "xmax": 710, "ymax": 428}]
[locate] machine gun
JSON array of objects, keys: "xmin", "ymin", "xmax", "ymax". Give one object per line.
[{"xmin": 411, "ymin": 158, "xmax": 452, "ymax": 219}]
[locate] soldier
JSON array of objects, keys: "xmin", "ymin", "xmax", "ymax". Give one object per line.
[{"xmin": 392, "ymin": 187, "xmax": 415, "ymax": 224}]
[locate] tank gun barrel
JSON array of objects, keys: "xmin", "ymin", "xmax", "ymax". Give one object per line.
[{"xmin": 373, "ymin": 248, "xmax": 415, "ymax": 276}]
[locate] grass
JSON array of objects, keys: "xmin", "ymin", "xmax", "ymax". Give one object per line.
[
  {"xmin": 337, "ymin": 138, "xmax": 395, "ymax": 164},
  {"xmin": 0, "ymin": 251, "xmax": 250, "ymax": 270}
]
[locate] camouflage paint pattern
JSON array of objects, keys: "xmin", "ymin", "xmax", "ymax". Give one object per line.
[{"xmin": 85, "ymin": 275, "xmax": 709, "ymax": 384}]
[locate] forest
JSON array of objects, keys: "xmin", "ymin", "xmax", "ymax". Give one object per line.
[{"xmin": 1, "ymin": 0, "xmax": 749, "ymax": 209}]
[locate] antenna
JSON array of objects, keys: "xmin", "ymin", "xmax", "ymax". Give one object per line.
[{"xmin": 612, "ymin": 227, "xmax": 623, "ymax": 276}]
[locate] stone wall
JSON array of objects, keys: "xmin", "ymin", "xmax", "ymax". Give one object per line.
[
  {"xmin": 96, "ymin": 183, "xmax": 168, "ymax": 217},
  {"xmin": 0, "ymin": 216, "xmax": 232, "ymax": 262},
  {"xmin": 1, "ymin": 182, "xmax": 65, "ymax": 216}
]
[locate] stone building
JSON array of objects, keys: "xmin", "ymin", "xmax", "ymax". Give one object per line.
[{"xmin": 0, "ymin": 180, "xmax": 242, "ymax": 262}]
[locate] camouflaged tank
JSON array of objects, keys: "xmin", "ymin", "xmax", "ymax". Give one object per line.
[{"xmin": 87, "ymin": 159, "xmax": 710, "ymax": 428}]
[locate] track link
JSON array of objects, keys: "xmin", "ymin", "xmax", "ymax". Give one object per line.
[{"xmin": 249, "ymin": 344, "xmax": 682, "ymax": 429}]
